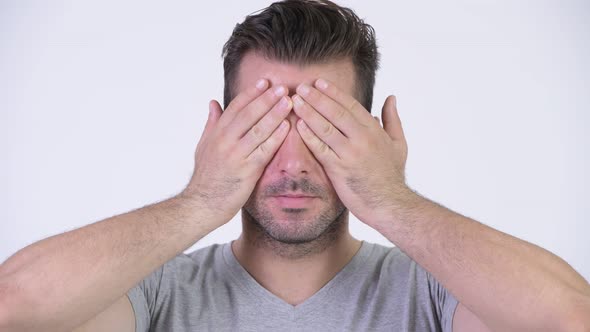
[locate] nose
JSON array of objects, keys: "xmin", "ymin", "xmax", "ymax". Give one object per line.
[{"xmin": 267, "ymin": 111, "xmax": 321, "ymax": 177}]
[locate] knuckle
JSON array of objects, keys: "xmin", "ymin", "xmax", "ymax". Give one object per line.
[
  {"xmin": 260, "ymin": 131, "xmax": 279, "ymax": 155},
  {"xmin": 249, "ymin": 124, "xmax": 264, "ymax": 141},
  {"xmin": 258, "ymin": 142, "xmax": 268, "ymax": 157},
  {"xmin": 321, "ymin": 122, "xmax": 334, "ymax": 136},
  {"xmin": 348, "ymin": 99, "xmax": 360, "ymax": 112},
  {"xmin": 249, "ymin": 155, "xmax": 263, "ymax": 167},
  {"xmin": 334, "ymin": 106, "xmax": 347, "ymax": 120},
  {"xmin": 317, "ymin": 141, "xmax": 329, "ymax": 154},
  {"xmin": 252, "ymin": 145, "xmax": 270, "ymax": 166}
]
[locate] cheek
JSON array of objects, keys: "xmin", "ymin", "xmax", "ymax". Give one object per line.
[
  {"xmin": 316, "ymin": 166, "xmax": 336, "ymax": 191},
  {"xmin": 256, "ymin": 167, "xmax": 274, "ymax": 190}
]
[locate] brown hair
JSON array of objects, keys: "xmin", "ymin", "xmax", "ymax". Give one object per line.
[{"xmin": 222, "ymin": 0, "xmax": 380, "ymax": 112}]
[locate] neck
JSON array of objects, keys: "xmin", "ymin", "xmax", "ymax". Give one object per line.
[{"xmin": 232, "ymin": 209, "xmax": 361, "ymax": 306}]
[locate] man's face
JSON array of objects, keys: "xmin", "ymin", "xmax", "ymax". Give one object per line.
[{"xmin": 237, "ymin": 51, "xmax": 357, "ymax": 244}]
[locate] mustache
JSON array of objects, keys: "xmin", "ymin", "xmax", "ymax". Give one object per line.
[{"xmin": 263, "ymin": 177, "xmax": 326, "ymax": 198}]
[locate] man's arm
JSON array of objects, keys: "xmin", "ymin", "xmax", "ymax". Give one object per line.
[
  {"xmin": 291, "ymin": 79, "xmax": 590, "ymax": 331},
  {"xmin": 379, "ymin": 189, "xmax": 590, "ymax": 331},
  {"xmin": 0, "ymin": 78, "xmax": 293, "ymax": 332},
  {"xmin": 0, "ymin": 196, "xmax": 214, "ymax": 332}
]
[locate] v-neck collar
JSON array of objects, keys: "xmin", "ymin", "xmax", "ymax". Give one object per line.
[{"xmin": 222, "ymin": 240, "xmax": 374, "ymax": 316}]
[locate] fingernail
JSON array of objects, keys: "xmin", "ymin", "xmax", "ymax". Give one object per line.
[
  {"xmin": 298, "ymin": 84, "xmax": 310, "ymax": 96},
  {"xmin": 256, "ymin": 79, "xmax": 267, "ymax": 90},
  {"xmin": 297, "ymin": 119, "xmax": 308, "ymax": 130},
  {"xmin": 280, "ymin": 120, "xmax": 289, "ymax": 130},
  {"xmin": 279, "ymin": 96, "xmax": 290, "ymax": 108},
  {"xmin": 316, "ymin": 79, "xmax": 328, "ymax": 90},
  {"xmin": 293, "ymin": 94, "xmax": 304, "ymax": 107},
  {"xmin": 274, "ymin": 85, "xmax": 286, "ymax": 96}
]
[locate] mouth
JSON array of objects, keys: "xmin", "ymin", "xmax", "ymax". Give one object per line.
[
  {"xmin": 271, "ymin": 195, "xmax": 317, "ymax": 208},
  {"xmin": 277, "ymin": 194, "xmax": 315, "ymax": 198}
]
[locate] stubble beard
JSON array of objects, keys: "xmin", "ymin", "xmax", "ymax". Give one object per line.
[{"xmin": 242, "ymin": 178, "xmax": 348, "ymax": 259}]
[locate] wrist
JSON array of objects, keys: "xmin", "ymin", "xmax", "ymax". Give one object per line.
[
  {"xmin": 372, "ymin": 185, "xmax": 423, "ymax": 233},
  {"xmin": 174, "ymin": 191, "xmax": 232, "ymax": 231}
]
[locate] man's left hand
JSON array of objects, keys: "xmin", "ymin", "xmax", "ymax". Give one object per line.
[{"xmin": 293, "ymin": 78, "xmax": 410, "ymax": 228}]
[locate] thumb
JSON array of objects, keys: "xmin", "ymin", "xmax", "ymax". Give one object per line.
[
  {"xmin": 382, "ymin": 95, "xmax": 405, "ymax": 142},
  {"xmin": 203, "ymin": 100, "xmax": 222, "ymax": 136}
]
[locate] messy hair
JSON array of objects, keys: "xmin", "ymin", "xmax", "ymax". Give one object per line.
[{"xmin": 222, "ymin": 0, "xmax": 380, "ymax": 112}]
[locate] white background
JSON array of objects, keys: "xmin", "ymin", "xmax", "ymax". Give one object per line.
[{"xmin": 1, "ymin": 1, "xmax": 589, "ymax": 281}]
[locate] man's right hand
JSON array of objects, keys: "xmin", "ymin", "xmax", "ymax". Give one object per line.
[{"xmin": 181, "ymin": 78, "xmax": 293, "ymax": 226}]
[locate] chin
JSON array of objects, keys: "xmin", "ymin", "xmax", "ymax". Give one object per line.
[
  {"xmin": 263, "ymin": 218, "xmax": 323, "ymax": 244},
  {"xmin": 243, "ymin": 201, "xmax": 348, "ymax": 245}
]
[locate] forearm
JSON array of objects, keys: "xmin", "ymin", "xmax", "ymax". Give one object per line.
[
  {"xmin": 376, "ymin": 188, "xmax": 590, "ymax": 331},
  {"xmin": 0, "ymin": 195, "xmax": 217, "ymax": 332}
]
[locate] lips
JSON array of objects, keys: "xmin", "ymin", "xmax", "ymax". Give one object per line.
[{"xmin": 271, "ymin": 194, "xmax": 317, "ymax": 208}]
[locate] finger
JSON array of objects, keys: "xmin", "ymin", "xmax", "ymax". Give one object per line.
[
  {"xmin": 382, "ymin": 95, "xmax": 406, "ymax": 142},
  {"xmin": 296, "ymin": 83, "xmax": 364, "ymax": 138},
  {"xmin": 238, "ymin": 95, "xmax": 293, "ymax": 156},
  {"xmin": 203, "ymin": 100, "xmax": 222, "ymax": 137},
  {"xmin": 314, "ymin": 78, "xmax": 374, "ymax": 125},
  {"xmin": 292, "ymin": 94, "xmax": 347, "ymax": 157},
  {"xmin": 246, "ymin": 120, "xmax": 290, "ymax": 166},
  {"xmin": 296, "ymin": 118, "xmax": 340, "ymax": 164},
  {"xmin": 218, "ymin": 78, "xmax": 269, "ymax": 127},
  {"xmin": 226, "ymin": 84, "xmax": 289, "ymax": 139},
  {"xmin": 373, "ymin": 116, "xmax": 381, "ymax": 125}
]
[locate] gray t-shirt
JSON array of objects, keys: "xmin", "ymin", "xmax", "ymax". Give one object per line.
[{"xmin": 127, "ymin": 241, "xmax": 458, "ymax": 331}]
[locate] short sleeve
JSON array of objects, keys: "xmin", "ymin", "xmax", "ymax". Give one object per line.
[
  {"xmin": 126, "ymin": 265, "xmax": 164, "ymax": 332},
  {"xmin": 426, "ymin": 271, "xmax": 459, "ymax": 332}
]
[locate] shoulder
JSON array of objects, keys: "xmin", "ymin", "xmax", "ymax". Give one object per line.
[
  {"xmin": 127, "ymin": 243, "xmax": 236, "ymax": 330},
  {"xmin": 363, "ymin": 241, "xmax": 423, "ymax": 276},
  {"xmin": 157, "ymin": 243, "xmax": 228, "ymax": 281},
  {"xmin": 184, "ymin": 243, "xmax": 225, "ymax": 265},
  {"xmin": 361, "ymin": 242, "xmax": 441, "ymax": 298},
  {"xmin": 136, "ymin": 243, "xmax": 232, "ymax": 303}
]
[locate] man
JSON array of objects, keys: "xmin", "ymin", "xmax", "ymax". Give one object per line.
[{"xmin": 1, "ymin": 0, "xmax": 589, "ymax": 331}]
